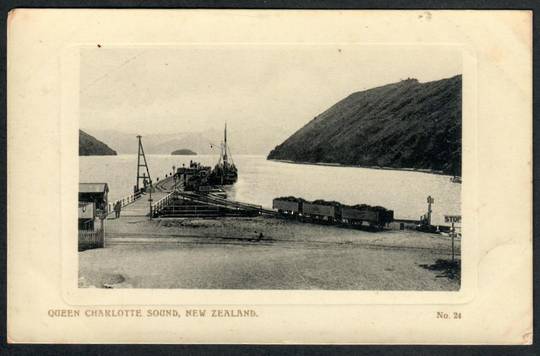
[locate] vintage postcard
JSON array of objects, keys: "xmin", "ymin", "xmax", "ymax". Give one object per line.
[{"xmin": 7, "ymin": 9, "xmax": 532, "ymax": 344}]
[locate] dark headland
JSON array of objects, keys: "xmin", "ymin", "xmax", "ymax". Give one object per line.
[
  {"xmin": 79, "ymin": 130, "xmax": 117, "ymax": 156},
  {"xmin": 171, "ymin": 148, "xmax": 197, "ymax": 155},
  {"xmin": 268, "ymin": 75, "xmax": 462, "ymax": 176}
]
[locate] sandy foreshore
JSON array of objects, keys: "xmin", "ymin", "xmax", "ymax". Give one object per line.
[
  {"xmin": 79, "ymin": 216, "xmax": 460, "ymax": 290},
  {"xmin": 268, "ymin": 158, "xmax": 453, "ymax": 177}
]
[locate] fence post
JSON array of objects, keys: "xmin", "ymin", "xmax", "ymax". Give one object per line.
[{"xmin": 451, "ymin": 222, "xmax": 455, "ymax": 263}]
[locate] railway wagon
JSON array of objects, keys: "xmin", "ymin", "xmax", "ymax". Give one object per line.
[
  {"xmin": 340, "ymin": 206, "xmax": 379, "ymax": 224},
  {"xmin": 302, "ymin": 202, "xmax": 336, "ymax": 221},
  {"xmin": 383, "ymin": 209, "xmax": 394, "ymax": 224},
  {"xmin": 340, "ymin": 206, "xmax": 394, "ymax": 227},
  {"xmin": 272, "ymin": 199, "xmax": 301, "ymax": 214},
  {"xmin": 272, "ymin": 196, "xmax": 394, "ymax": 230}
]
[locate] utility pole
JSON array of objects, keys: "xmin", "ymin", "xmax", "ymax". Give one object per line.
[
  {"xmin": 444, "ymin": 215, "xmax": 461, "ymax": 264},
  {"xmin": 426, "ymin": 195, "xmax": 434, "ymax": 225},
  {"xmin": 149, "ymin": 186, "xmax": 153, "ymax": 220},
  {"xmin": 451, "ymin": 222, "xmax": 455, "ymax": 263},
  {"xmin": 172, "ymin": 166, "xmax": 178, "ymax": 191}
]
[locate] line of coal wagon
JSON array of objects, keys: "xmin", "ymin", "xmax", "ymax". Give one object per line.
[{"xmin": 272, "ymin": 196, "xmax": 394, "ymax": 230}]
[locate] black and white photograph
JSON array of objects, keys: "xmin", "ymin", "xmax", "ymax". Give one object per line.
[
  {"xmin": 7, "ymin": 8, "xmax": 533, "ymax": 345},
  {"xmin": 78, "ymin": 45, "xmax": 462, "ymax": 290}
]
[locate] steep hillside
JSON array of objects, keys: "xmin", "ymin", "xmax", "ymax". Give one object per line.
[
  {"xmin": 79, "ymin": 130, "xmax": 117, "ymax": 156},
  {"xmin": 268, "ymin": 75, "xmax": 461, "ymax": 175}
]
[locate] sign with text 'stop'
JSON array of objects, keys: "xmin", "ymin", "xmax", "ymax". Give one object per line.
[{"xmin": 444, "ymin": 215, "xmax": 461, "ymax": 224}]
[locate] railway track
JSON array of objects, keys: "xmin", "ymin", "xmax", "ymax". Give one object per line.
[{"xmin": 154, "ymin": 176, "xmax": 177, "ymax": 192}]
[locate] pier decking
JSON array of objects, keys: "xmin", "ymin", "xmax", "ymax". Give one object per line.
[
  {"xmin": 104, "ymin": 174, "xmax": 267, "ymax": 238},
  {"xmin": 103, "ymin": 176, "xmax": 174, "ymax": 238},
  {"xmin": 113, "ymin": 191, "xmax": 169, "ymax": 217},
  {"xmin": 104, "ymin": 190, "xmax": 166, "ymax": 237}
]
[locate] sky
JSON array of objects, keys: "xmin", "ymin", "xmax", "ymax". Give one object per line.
[{"xmin": 80, "ymin": 45, "xmax": 462, "ymax": 150}]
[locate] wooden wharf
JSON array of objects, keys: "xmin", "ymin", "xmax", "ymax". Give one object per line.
[{"xmin": 152, "ymin": 191, "xmax": 264, "ymax": 218}]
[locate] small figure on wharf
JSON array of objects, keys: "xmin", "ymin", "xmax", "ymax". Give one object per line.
[
  {"xmin": 114, "ymin": 201, "xmax": 122, "ymax": 218},
  {"xmin": 253, "ymin": 231, "xmax": 264, "ymax": 242}
]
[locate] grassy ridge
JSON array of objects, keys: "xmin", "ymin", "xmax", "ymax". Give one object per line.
[{"xmin": 268, "ymin": 75, "xmax": 461, "ymax": 176}]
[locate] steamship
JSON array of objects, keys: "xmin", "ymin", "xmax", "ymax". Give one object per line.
[{"xmin": 209, "ymin": 123, "xmax": 238, "ymax": 185}]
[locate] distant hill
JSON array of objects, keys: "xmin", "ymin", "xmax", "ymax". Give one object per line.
[
  {"xmin": 268, "ymin": 75, "xmax": 462, "ymax": 176},
  {"xmin": 172, "ymin": 149, "xmax": 197, "ymax": 155},
  {"xmin": 151, "ymin": 133, "xmax": 218, "ymax": 155},
  {"xmin": 79, "ymin": 130, "xmax": 117, "ymax": 156},
  {"xmin": 81, "ymin": 130, "xmax": 219, "ymax": 155},
  {"xmin": 82, "ymin": 126, "xmax": 291, "ymax": 155}
]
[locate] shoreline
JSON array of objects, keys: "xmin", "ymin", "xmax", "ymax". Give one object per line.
[{"xmin": 267, "ymin": 158, "xmax": 459, "ymax": 177}]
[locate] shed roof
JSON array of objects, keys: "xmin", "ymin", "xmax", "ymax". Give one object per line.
[{"xmin": 79, "ymin": 183, "xmax": 109, "ymax": 194}]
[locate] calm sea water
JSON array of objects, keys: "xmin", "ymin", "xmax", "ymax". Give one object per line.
[{"xmin": 80, "ymin": 154, "xmax": 461, "ymax": 225}]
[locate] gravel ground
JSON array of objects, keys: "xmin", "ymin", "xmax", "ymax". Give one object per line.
[{"xmin": 79, "ymin": 216, "xmax": 461, "ymax": 290}]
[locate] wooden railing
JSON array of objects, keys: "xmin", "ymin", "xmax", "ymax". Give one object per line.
[
  {"xmin": 150, "ymin": 190, "xmax": 267, "ymax": 218},
  {"xmin": 183, "ymin": 192, "xmax": 263, "ymax": 211},
  {"xmin": 151, "ymin": 191, "xmax": 176, "ymax": 217},
  {"xmin": 107, "ymin": 190, "xmax": 142, "ymax": 215}
]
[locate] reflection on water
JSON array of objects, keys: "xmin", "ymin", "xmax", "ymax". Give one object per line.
[{"xmin": 80, "ymin": 154, "xmax": 461, "ymax": 225}]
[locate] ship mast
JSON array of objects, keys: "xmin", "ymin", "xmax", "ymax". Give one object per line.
[{"xmin": 223, "ymin": 123, "xmax": 228, "ymax": 165}]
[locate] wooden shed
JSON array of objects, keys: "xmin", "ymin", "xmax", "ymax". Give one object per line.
[{"xmin": 79, "ymin": 183, "xmax": 109, "ymax": 213}]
